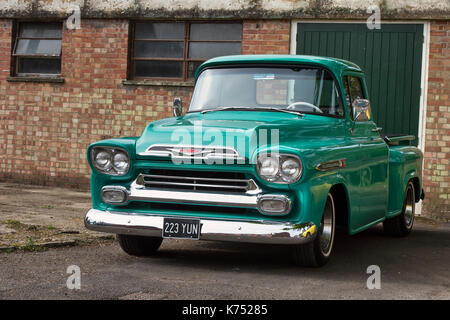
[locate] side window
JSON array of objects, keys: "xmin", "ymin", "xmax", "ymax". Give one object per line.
[
  {"xmin": 343, "ymin": 76, "xmax": 371, "ymax": 121},
  {"xmin": 348, "ymin": 76, "xmax": 365, "ymax": 100},
  {"xmin": 343, "ymin": 77, "xmax": 352, "ymax": 107}
]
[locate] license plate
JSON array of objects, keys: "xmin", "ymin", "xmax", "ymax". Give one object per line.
[{"xmin": 162, "ymin": 218, "xmax": 201, "ymax": 240}]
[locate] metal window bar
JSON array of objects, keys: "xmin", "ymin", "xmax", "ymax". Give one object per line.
[{"xmin": 130, "ymin": 21, "xmax": 243, "ymax": 81}]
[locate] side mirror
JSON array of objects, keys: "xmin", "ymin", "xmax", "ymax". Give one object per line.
[
  {"xmin": 173, "ymin": 97, "xmax": 183, "ymax": 117},
  {"xmin": 352, "ymin": 99, "xmax": 371, "ymax": 122}
]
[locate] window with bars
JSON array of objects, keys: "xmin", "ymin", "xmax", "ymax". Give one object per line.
[
  {"xmin": 130, "ymin": 22, "xmax": 242, "ymax": 81},
  {"xmin": 12, "ymin": 22, "xmax": 62, "ymax": 76}
]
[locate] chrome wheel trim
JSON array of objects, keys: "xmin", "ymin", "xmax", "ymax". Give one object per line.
[
  {"xmin": 319, "ymin": 193, "xmax": 335, "ymax": 257},
  {"xmin": 404, "ymin": 184, "xmax": 415, "ymax": 229}
]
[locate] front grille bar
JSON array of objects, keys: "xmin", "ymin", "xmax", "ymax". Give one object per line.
[
  {"xmin": 143, "ymin": 180, "xmax": 248, "ymax": 191},
  {"xmin": 136, "ymin": 172, "xmax": 258, "ymax": 194},
  {"xmin": 142, "ymin": 174, "xmax": 249, "ymax": 184}
]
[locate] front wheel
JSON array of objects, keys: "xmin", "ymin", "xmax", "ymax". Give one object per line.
[
  {"xmin": 383, "ymin": 181, "xmax": 415, "ymax": 237},
  {"xmin": 292, "ymin": 193, "xmax": 336, "ymax": 267},
  {"xmin": 117, "ymin": 234, "xmax": 163, "ymax": 256}
]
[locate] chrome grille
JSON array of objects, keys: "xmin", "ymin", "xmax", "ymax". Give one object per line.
[{"xmin": 136, "ymin": 169, "xmax": 256, "ymax": 194}]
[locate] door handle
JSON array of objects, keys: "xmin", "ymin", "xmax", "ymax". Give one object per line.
[{"xmin": 372, "ymin": 127, "xmax": 382, "ymax": 132}]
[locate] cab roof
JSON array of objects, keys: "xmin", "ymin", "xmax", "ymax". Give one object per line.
[{"xmin": 195, "ymin": 54, "xmax": 363, "ymax": 79}]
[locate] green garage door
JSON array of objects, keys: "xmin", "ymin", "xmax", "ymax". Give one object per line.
[{"xmin": 296, "ymin": 23, "xmax": 423, "ymax": 144}]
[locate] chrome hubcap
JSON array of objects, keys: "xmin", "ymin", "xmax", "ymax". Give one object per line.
[
  {"xmin": 404, "ymin": 186, "xmax": 415, "ymax": 228},
  {"xmin": 319, "ymin": 194, "xmax": 335, "ymax": 256}
]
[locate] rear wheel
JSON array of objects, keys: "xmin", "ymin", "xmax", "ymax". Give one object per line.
[
  {"xmin": 117, "ymin": 234, "xmax": 163, "ymax": 256},
  {"xmin": 383, "ymin": 181, "xmax": 415, "ymax": 237},
  {"xmin": 292, "ymin": 193, "xmax": 336, "ymax": 267}
]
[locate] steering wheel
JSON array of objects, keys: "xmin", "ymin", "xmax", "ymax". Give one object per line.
[{"xmin": 287, "ymin": 101, "xmax": 323, "ymax": 113}]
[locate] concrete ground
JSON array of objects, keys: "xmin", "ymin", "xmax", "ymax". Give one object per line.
[
  {"xmin": 0, "ymin": 182, "xmax": 449, "ymax": 299},
  {"xmin": 0, "ymin": 182, "xmax": 112, "ymax": 251}
]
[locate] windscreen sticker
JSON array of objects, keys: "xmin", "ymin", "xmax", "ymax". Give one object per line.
[{"xmin": 253, "ymin": 74, "xmax": 275, "ymax": 80}]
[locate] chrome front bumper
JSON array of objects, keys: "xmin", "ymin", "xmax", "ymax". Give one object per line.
[{"xmin": 85, "ymin": 209, "xmax": 317, "ymax": 245}]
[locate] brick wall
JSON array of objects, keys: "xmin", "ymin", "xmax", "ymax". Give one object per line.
[
  {"xmin": 1, "ymin": 17, "xmax": 448, "ymax": 219},
  {"xmin": 422, "ymin": 20, "xmax": 450, "ymax": 219},
  {"xmin": 0, "ymin": 19, "xmax": 192, "ymax": 189},
  {"xmin": 242, "ymin": 20, "xmax": 290, "ymax": 54},
  {"xmin": 0, "ymin": 19, "xmax": 289, "ymax": 189}
]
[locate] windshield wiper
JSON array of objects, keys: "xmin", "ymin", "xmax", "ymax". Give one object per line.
[
  {"xmin": 200, "ymin": 107, "xmax": 304, "ymax": 117},
  {"xmin": 200, "ymin": 107, "xmax": 245, "ymax": 114}
]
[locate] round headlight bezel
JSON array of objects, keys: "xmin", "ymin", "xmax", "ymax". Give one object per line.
[
  {"xmin": 258, "ymin": 156, "xmax": 280, "ymax": 181},
  {"xmin": 280, "ymin": 158, "xmax": 302, "ymax": 183},
  {"xmin": 256, "ymin": 153, "xmax": 303, "ymax": 184},
  {"xmin": 91, "ymin": 147, "xmax": 130, "ymax": 176},
  {"xmin": 94, "ymin": 151, "xmax": 113, "ymax": 172},
  {"xmin": 113, "ymin": 152, "xmax": 130, "ymax": 174}
]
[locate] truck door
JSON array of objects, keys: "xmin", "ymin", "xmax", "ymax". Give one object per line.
[{"xmin": 344, "ymin": 76, "xmax": 389, "ymax": 229}]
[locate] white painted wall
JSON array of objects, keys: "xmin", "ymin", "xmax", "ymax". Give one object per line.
[{"xmin": 0, "ymin": 0, "xmax": 448, "ymax": 17}]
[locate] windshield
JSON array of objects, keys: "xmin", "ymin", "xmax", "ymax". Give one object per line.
[{"xmin": 189, "ymin": 66, "xmax": 344, "ymax": 117}]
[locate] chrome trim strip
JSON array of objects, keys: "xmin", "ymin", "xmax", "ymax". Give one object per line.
[
  {"xmin": 85, "ymin": 209, "xmax": 316, "ymax": 245},
  {"xmin": 315, "ymin": 159, "xmax": 346, "ymax": 172},
  {"xmin": 129, "ymin": 186, "xmax": 260, "ymax": 208},
  {"xmin": 138, "ymin": 144, "xmax": 245, "ymax": 161}
]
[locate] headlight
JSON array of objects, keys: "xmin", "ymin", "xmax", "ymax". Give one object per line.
[
  {"xmin": 94, "ymin": 151, "xmax": 112, "ymax": 171},
  {"xmin": 256, "ymin": 153, "xmax": 302, "ymax": 184},
  {"xmin": 259, "ymin": 156, "xmax": 279, "ymax": 181},
  {"xmin": 280, "ymin": 158, "xmax": 301, "ymax": 183},
  {"xmin": 113, "ymin": 152, "xmax": 130, "ymax": 173},
  {"xmin": 91, "ymin": 147, "xmax": 130, "ymax": 175}
]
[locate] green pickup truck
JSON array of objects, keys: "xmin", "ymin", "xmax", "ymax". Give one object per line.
[{"xmin": 85, "ymin": 55, "xmax": 424, "ymax": 267}]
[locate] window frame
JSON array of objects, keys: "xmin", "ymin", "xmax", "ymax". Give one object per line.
[
  {"xmin": 128, "ymin": 21, "xmax": 243, "ymax": 81},
  {"xmin": 11, "ymin": 20, "xmax": 63, "ymax": 77}
]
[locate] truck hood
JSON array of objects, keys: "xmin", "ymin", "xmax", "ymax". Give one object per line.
[{"xmin": 136, "ymin": 111, "xmax": 344, "ymax": 160}]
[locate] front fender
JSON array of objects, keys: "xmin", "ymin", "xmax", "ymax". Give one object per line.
[
  {"xmin": 253, "ymin": 143, "xmax": 353, "ymax": 228},
  {"xmin": 291, "ymin": 171, "xmax": 350, "ymax": 229},
  {"xmin": 87, "ymin": 137, "xmax": 138, "ymax": 208}
]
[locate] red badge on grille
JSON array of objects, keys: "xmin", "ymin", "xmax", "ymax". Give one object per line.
[{"xmin": 179, "ymin": 148, "xmax": 203, "ymax": 155}]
